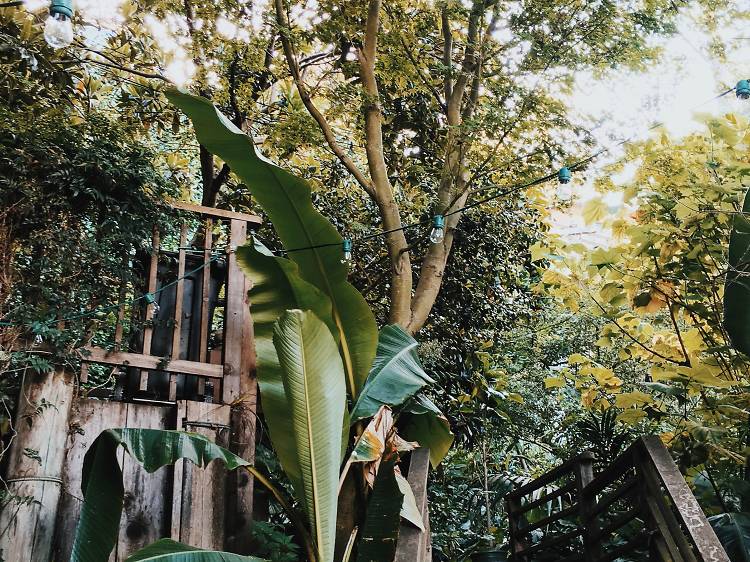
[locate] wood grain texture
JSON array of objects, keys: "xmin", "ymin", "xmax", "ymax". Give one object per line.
[
  {"xmin": 83, "ymin": 347, "xmax": 224, "ymax": 378},
  {"xmin": 0, "ymin": 368, "xmax": 75, "ymax": 562},
  {"xmin": 172, "ymin": 401, "xmax": 231, "ymax": 551},
  {"xmin": 394, "ymin": 448, "xmax": 430, "ymax": 562},
  {"xmin": 52, "ymin": 399, "xmax": 172, "ymax": 562}
]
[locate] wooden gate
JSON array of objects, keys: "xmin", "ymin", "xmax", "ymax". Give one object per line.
[{"xmin": 0, "ymin": 202, "xmax": 262, "ymax": 561}]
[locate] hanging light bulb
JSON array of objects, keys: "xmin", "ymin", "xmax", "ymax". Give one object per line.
[
  {"xmin": 429, "ymin": 215, "xmax": 445, "ymax": 244},
  {"xmin": 34, "ymin": 334, "xmax": 44, "ymax": 345},
  {"xmin": 341, "ymin": 239, "xmax": 353, "ymax": 266},
  {"xmin": 558, "ymin": 167, "xmax": 572, "ymax": 184},
  {"xmin": 44, "ymin": 0, "xmax": 75, "ymax": 49},
  {"xmin": 736, "ymin": 80, "xmax": 750, "ymax": 100},
  {"xmin": 144, "ymin": 292, "xmax": 160, "ymax": 320}
]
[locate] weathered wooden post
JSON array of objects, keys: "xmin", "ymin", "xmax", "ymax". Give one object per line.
[
  {"xmin": 394, "ymin": 448, "xmax": 431, "ymax": 562},
  {"xmin": 0, "ymin": 366, "xmax": 75, "ymax": 562},
  {"xmin": 574, "ymin": 451, "xmax": 600, "ymax": 562}
]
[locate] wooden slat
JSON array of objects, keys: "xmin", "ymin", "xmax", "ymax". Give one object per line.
[
  {"xmin": 79, "ymin": 362, "xmax": 89, "ymax": 384},
  {"xmin": 575, "ymin": 453, "xmax": 601, "ymax": 562},
  {"xmin": 639, "ymin": 436, "xmax": 730, "ymax": 562},
  {"xmin": 394, "ymin": 448, "xmax": 430, "ymax": 562},
  {"xmin": 517, "ymin": 526, "xmax": 583, "ymax": 556},
  {"xmin": 83, "ymin": 346, "xmax": 224, "ymax": 378},
  {"xmin": 171, "ymin": 223, "xmax": 188, "ymax": 359},
  {"xmin": 114, "ymin": 278, "xmax": 127, "ymax": 350},
  {"xmin": 589, "ymin": 476, "xmax": 638, "ymax": 518},
  {"xmin": 520, "ymin": 504, "xmax": 578, "ymax": 534},
  {"xmin": 637, "ymin": 447, "xmax": 699, "ymax": 562},
  {"xmin": 223, "ymin": 219, "xmax": 247, "ymax": 403},
  {"xmin": 507, "ymin": 452, "xmax": 595, "ymax": 500},
  {"xmin": 583, "ymin": 450, "xmax": 635, "ymax": 498},
  {"xmin": 590, "ymin": 505, "xmax": 642, "ymax": 543},
  {"xmin": 198, "ymin": 220, "xmax": 212, "ymax": 364},
  {"xmin": 140, "ymin": 228, "xmax": 160, "ymax": 391},
  {"xmin": 514, "ymin": 481, "xmax": 576, "ymax": 515},
  {"xmin": 170, "ymin": 200, "xmax": 262, "ymax": 224},
  {"xmin": 172, "ymin": 401, "xmax": 231, "ymax": 550}
]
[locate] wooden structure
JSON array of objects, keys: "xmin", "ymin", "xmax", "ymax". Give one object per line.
[
  {"xmin": 0, "ymin": 203, "xmax": 262, "ymax": 561},
  {"xmin": 505, "ymin": 436, "xmax": 729, "ymax": 562},
  {"xmin": 395, "ymin": 448, "xmax": 432, "ymax": 562}
]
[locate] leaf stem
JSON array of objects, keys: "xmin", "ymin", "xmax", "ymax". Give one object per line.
[{"xmin": 243, "ymin": 466, "xmax": 318, "ymax": 562}]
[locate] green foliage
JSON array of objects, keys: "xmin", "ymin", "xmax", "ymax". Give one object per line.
[
  {"xmin": 351, "ymin": 325, "xmax": 434, "ymax": 422},
  {"xmin": 71, "ymin": 429, "xmax": 250, "ymax": 562},
  {"xmin": 248, "ymin": 522, "xmax": 300, "ymax": 562},
  {"xmin": 709, "ymin": 513, "xmax": 750, "ymax": 562},
  {"xmin": 355, "ymin": 460, "xmax": 403, "ymax": 562},
  {"xmin": 725, "ymin": 184, "xmax": 750, "ymax": 355},
  {"xmin": 271, "ymin": 309, "xmax": 346, "ymax": 562},
  {"xmin": 125, "ymin": 539, "xmax": 266, "ymax": 562}
]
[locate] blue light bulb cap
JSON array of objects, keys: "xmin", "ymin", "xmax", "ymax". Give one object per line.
[
  {"xmin": 49, "ymin": 0, "xmax": 74, "ymax": 18},
  {"xmin": 144, "ymin": 292, "xmax": 156, "ymax": 305},
  {"xmin": 558, "ymin": 167, "xmax": 572, "ymax": 184},
  {"xmin": 432, "ymin": 215, "xmax": 445, "ymax": 228},
  {"xmin": 342, "ymin": 239, "xmax": 353, "ymax": 252},
  {"xmin": 737, "ymin": 79, "xmax": 750, "ymax": 100}
]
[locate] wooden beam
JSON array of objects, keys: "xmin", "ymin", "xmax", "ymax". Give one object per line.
[
  {"xmin": 140, "ymin": 228, "xmax": 160, "ymax": 391},
  {"xmin": 394, "ymin": 448, "xmax": 430, "ymax": 562},
  {"xmin": 170, "ymin": 200, "xmax": 262, "ymax": 225},
  {"xmin": 83, "ymin": 347, "xmax": 224, "ymax": 379},
  {"xmin": 640, "ymin": 436, "xmax": 730, "ymax": 562}
]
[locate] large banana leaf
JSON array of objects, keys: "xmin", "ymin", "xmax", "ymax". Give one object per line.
[
  {"xmin": 167, "ymin": 90, "xmax": 377, "ymax": 397},
  {"xmin": 725, "ymin": 187, "xmax": 750, "ymax": 355},
  {"xmin": 709, "ymin": 513, "xmax": 750, "ymax": 561},
  {"xmin": 71, "ymin": 429, "xmax": 250, "ymax": 562},
  {"xmin": 126, "ymin": 539, "xmax": 266, "ymax": 562},
  {"xmin": 355, "ymin": 459, "xmax": 403, "ymax": 562},
  {"xmin": 400, "ymin": 396, "xmax": 454, "ymax": 468},
  {"xmin": 273, "ymin": 309, "xmax": 347, "ymax": 562},
  {"xmin": 351, "ymin": 324, "xmax": 434, "ymax": 422},
  {"xmin": 237, "ymin": 240, "xmax": 335, "ymax": 495}
]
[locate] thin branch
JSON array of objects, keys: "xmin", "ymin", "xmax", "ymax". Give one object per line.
[{"xmin": 273, "ymin": 0, "xmax": 375, "ymax": 198}]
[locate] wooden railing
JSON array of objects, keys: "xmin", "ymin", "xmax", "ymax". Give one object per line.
[
  {"xmin": 79, "ymin": 202, "xmax": 261, "ymax": 406},
  {"xmin": 505, "ymin": 436, "xmax": 729, "ymax": 562}
]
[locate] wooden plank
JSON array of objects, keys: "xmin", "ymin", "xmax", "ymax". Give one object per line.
[
  {"xmin": 394, "ymin": 448, "xmax": 430, "ymax": 562},
  {"xmin": 115, "ymin": 402, "xmax": 172, "ymax": 560},
  {"xmin": 575, "ymin": 454, "xmax": 601, "ymax": 562},
  {"xmin": 171, "ymin": 222, "xmax": 188, "ymax": 359},
  {"xmin": 507, "ymin": 452, "xmax": 594, "ymax": 500},
  {"xmin": 53, "ymin": 398, "xmax": 129, "ymax": 562},
  {"xmin": 172, "ymin": 401, "xmax": 231, "ymax": 551},
  {"xmin": 170, "ymin": 200, "xmax": 262, "ymax": 225},
  {"xmin": 83, "ymin": 347, "xmax": 224, "ymax": 378},
  {"xmin": 520, "ymin": 504, "xmax": 578, "ymax": 534},
  {"xmin": 640, "ymin": 437, "xmax": 729, "ymax": 562},
  {"xmin": 114, "ymin": 278, "xmax": 128, "ymax": 350},
  {"xmin": 223, "ymin": 219, "xmax": 247, "ymax": 403},
  {"xmin": 637, "ymin": 446, "xmax": 699, "ymax": 562},
  {"xmin": 198, "ymin": 220, "xmax": 213, "ymax": 364},
  {"xmin": 0, "ymin": 368, "xmax": 75, "ymax": 562},
  {"xmin": 140, "ymin": 228, "xmax": 160, "ymax": 391},
  {"xmin": 79, "ymin": 362, "xmax": 89, "ymax": 384},
  {"xmin": 513, "ymin": 480, "xmax": 576, "ymax": 515}
]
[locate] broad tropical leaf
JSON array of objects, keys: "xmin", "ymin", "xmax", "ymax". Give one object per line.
[
  {"xmin": 351, "ymin": 325, "xmax": 434, "ymax": 422},
  {"xmin": 724, "ymin": 186, "xmax": 750, "ymax": 356},
  {"xmin": 237, "ymin": 240, "xmax": 335, "ymax": 494},
  {"xmin": 167, "ymin": 90, "xmax": 377, "ymax": 397},
  {"xmin": 355, "ymin": 460, "xmax": 403, "ymax": 562},
  {"xmin": 709, "ymin": 513, "xmax": 750, "ymax": 561},
  {"xmin": 71, "ymin": 429, "xmax": 250, "ymax": 562},
  {"xmin": 125, "ymin": 539, "xmax": 266, "ymax": 562},
  {"xmin": 400, "ymin": 396, "xmax": 454, "ymax": 467},
  {"xmin": 273, "ymin": 309, "xmax": 347, "ymax": 562}
]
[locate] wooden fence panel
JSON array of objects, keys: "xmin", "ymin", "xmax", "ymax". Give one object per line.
[{"xmin": 53, "ymin": 399, "xmax": 172, "ymax": 561}]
